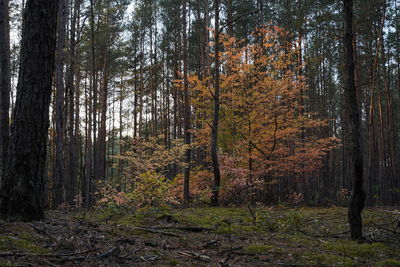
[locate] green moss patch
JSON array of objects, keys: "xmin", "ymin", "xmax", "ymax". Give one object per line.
[
  {"xmin": 0, "ymin": 234, "xmax": 48, "ymax": 254},
  {"xmin": 376, "ymin": 259, "xmax": 400, "ymax": 267},
  {"xmin": 244, "ymin": 244, "xmax": 279, "ymax": 254}
]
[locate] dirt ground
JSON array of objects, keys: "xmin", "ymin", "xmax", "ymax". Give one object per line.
[{"xmin": 0, "ymin": 206, "xmax": 399, "ymax": 266}]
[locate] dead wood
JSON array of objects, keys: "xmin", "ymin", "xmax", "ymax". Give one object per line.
[
  {"xmin": 219, "ymin": 246, "xmax": 242, "ymax": 255},
  {"xmin": 0, "ymin": 248, "xmax": 99, "ymax": 258},
  {"xmin": 203, "ymin": 239, "xmax": 219, "ymax": 248},
  {"xmin": 115, "ymin": 238, "xmax": 136, "ymax": 245},
  {"xmin": 152, "ymin": 225, "xmax": 211, "ymax": 232},
  {"xmin": 177, "ymin": 251, "xmax": 210, "ymax": 262},
  {"xmin": 96, "ymin": 246, "xmax": 119, "ymax": 259},
  {"xmin": 131, "ymin": 226, "xmax": 182, "ymax": 237}
]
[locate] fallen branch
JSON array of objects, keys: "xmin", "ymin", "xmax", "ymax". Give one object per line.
[
  {"xmin": 177, "ymin": 251, "xmax": 210, "ymax": 262},
  {"xmin": 371, "ymin": 222, "xmax": 400, "ymax": 235},
  {"xmin": 131, "ymin": 227, "xmax": 182, "ymax": 237},
  {"xmin": 152, "ymin": 225, "xmax": 211, "ymax": 232},
  {"xmin": 202, "ymin": 239, "xmax": 219, "ymax": 248},
  {"xmin": 29, "ymin": 223, "xmax": 59, "ymax": 240},
  {"xmin": 0, "ymin": 248, "xmax": 99, "ymax": 258},
  {"xmin": 247, "ymin": 204, "xmax": 256, "ymax": 224},
  {"xmin": 115, "ymin": 238, "xmax": 136, "ymax": 245},
  {"xmin": 96, "ymin": 247, "xmax": 119, "ymax": 259},
  {"xmin": 219, "ymin": 246, "xmax": 242, "ymax": 255}
]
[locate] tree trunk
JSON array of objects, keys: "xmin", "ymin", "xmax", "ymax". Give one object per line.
[
  {"xmin": 84, "ymin": 73, "xmax": 93, "ymax": 209},
  {"xmin": 182, "ymin": 0, "xmax": 191, "ymax": 203},
  {"xmin": 98, "ymin": 60, "xmax": 109, "ymax": 180},
  {"xmin": 0, "ymin": 0, "xmax": 10, "ymax": 170},
  {"xmin": 53, "ymin": 0, "xmax": 68, "ymax": 209},
  {"xmin": 211, "ymin": 0, "xmax": 222, "ymax": 206},
  {"xmin": 0, "ymin": 0, "xmax": 58, "ymax": 221},
  {"xmin": 344, "ymin": 0, "xmax": 365, "ymax": 240},
  {"xmin": 90, "ymin": 0, "xmax": 98, "ymax": 185},
  {"xmin": 66, "ymin": 0, "xmax": 82, "ymax": 205}
]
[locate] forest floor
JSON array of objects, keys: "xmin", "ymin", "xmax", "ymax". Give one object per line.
[{"xmin": 0, "ymin": 206, "xmax": 400, "ymax": 266}]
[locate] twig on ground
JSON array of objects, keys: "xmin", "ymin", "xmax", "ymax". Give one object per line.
[
  {"xmin": 115, "ymin": 238, "xmax": 136, "ymax": 245},
  {"xmin": 96, "ymin": 246, "xmax": 119, "ymax": 259},
  {"xmin": 247, "ymin": 204, "xmax": 256, "ymax": 224},
  {"xmin": 152, "ymin": 225, "xmax": 211, "ymax": 232},
  {"xmin": 131, "ymin": 226, "xmax": 182, "ymax": 237},
  {"xmin": 371, "ymin": 222, "xmax": 400, "ymax": 235},
  {"xmin": 29, "ymin": 223, "xmax": 59, "ymax": 240},
  {"xmin": 177, "ymin": 251, "xmax": 210, "ymax": 262},
  {"xmin": 219, "ymin": 246, "xmax": 242, "ymax": 255},
  {"xmin": 0, "ymin": 248, "xmax": 99, "ymax": 258},
  {"xmin": 203, "ymin": 239, "xmax": 219, "ymax": 248}
]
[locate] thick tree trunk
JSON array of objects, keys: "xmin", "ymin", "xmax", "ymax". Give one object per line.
[
  {"xmin": 53, "ymin": 0, "xmax": 67, "ymax": 209},
  {"xmin": 0, "ymin": 0, "xmax": 10, "ymax": 170},
  {"xmin": 0, "ymin": 0, "xmax": 58, "ymax": 221},
  {"xmin": 211, "ymin": 0, "xmax": 222, "ymax": 206},
  {"xmin": 344, "ymin": 0, "xmax": 365, "ymax": 240}
]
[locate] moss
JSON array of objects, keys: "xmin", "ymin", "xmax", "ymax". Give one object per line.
[
  {"xmin": 0, "ymin": 262, "xmax": 20, "ymax": 266},
  {"xmin": 376, "ymin": 259, "xmax": 400, "ymax": 267},
  {"xmin": 167, "ymin": 258, "xmax": 180, "ymax": 266},
  {"xmin": 302, "ymin": 252, "xmax": 354, "ymax": 266},
  {"xmin": 84, "ymin": 209, "xmax": 145, "ymax": 227},
  {"xmin": 157, "ymin": 213, "xmax": 179, "ymax": 223},
  {"xmin": 0, "ymin": 235, "xmax": 48, "ymax": 254},
  {"xmin": 74, "ymin": 206, "xmax": 400, "ymax": 266},
  {"xmin": 323, "ymin": 241, "xmax": 388, "ymax": 258},
  {"xmin": 282, "ymin": 234, "xmax": 317, "ymax": 247},
  {"xmin": 174, "ymin": 207, "xmax": 250, "ymax": 225},
  {"xmin": 244, "ymin": 244, "xmax": 279, "ymax": 254}
]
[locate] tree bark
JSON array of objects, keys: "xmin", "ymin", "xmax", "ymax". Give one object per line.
[
  {"xmin": 0, "ymin": 0, "xmax": 10, "ymax": 171},
  {"xmin": 66, "ymin": 0, "xmax": 82, "ymax": 204},
  {"xmin": 182, "ymin": 0, "xmax": 191, "ymax": 203},
  {"xmin": 211, "ymin": 0, "xmax": 222, "ymax": 206},
  {"xmin": 53, "ymin": 0, "xmax": 68, "ymax": 209},
  {"xmin": 90, "ymin": 0, "xmax": 98, "ymax": 185},
  {"xmin": 344, "ymin": 0, "xmax": 365, "ymax": 240},
  {"xmin": 0, "ymin": 0, "xmax": 58, "ymax": 221}
]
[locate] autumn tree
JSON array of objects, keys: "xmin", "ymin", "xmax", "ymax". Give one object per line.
[{"xmin": 191, "ymin": 26, "xmax": 337, "ymax": 204}]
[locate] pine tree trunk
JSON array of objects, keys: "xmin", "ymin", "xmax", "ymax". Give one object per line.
[
  {"xmin": 0, "ymin": 0, "xmax": 58, "ymax": 221},
  {"xmin": 53, "ymin": 0, "xmax": 67, "ymax": 209},
  {"xmin": 211, "ymin": 0, "xmax": 222, "ymax": 206},
  {"xmin": 0, "ymin": 0, "xmax": 10, "ymax": 171},
  {"xmin": 344, "ymin": 0, "xmax": 365, "ymax": 240},
  {"xmin": 85, "ymin": 74, "xmax": 93, "ymax": 209},
  {"xmin": 182, "ymin": 0, "xmax": 191, "ymax": 203},
  {"xmin": 66, "ymin": 0, "xmax": 81, "ymax": 205}
]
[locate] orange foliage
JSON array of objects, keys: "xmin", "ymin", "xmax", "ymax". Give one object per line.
[{"xmin": 190, "ymin": 26, "xmax": 338, "ymax": 201}]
